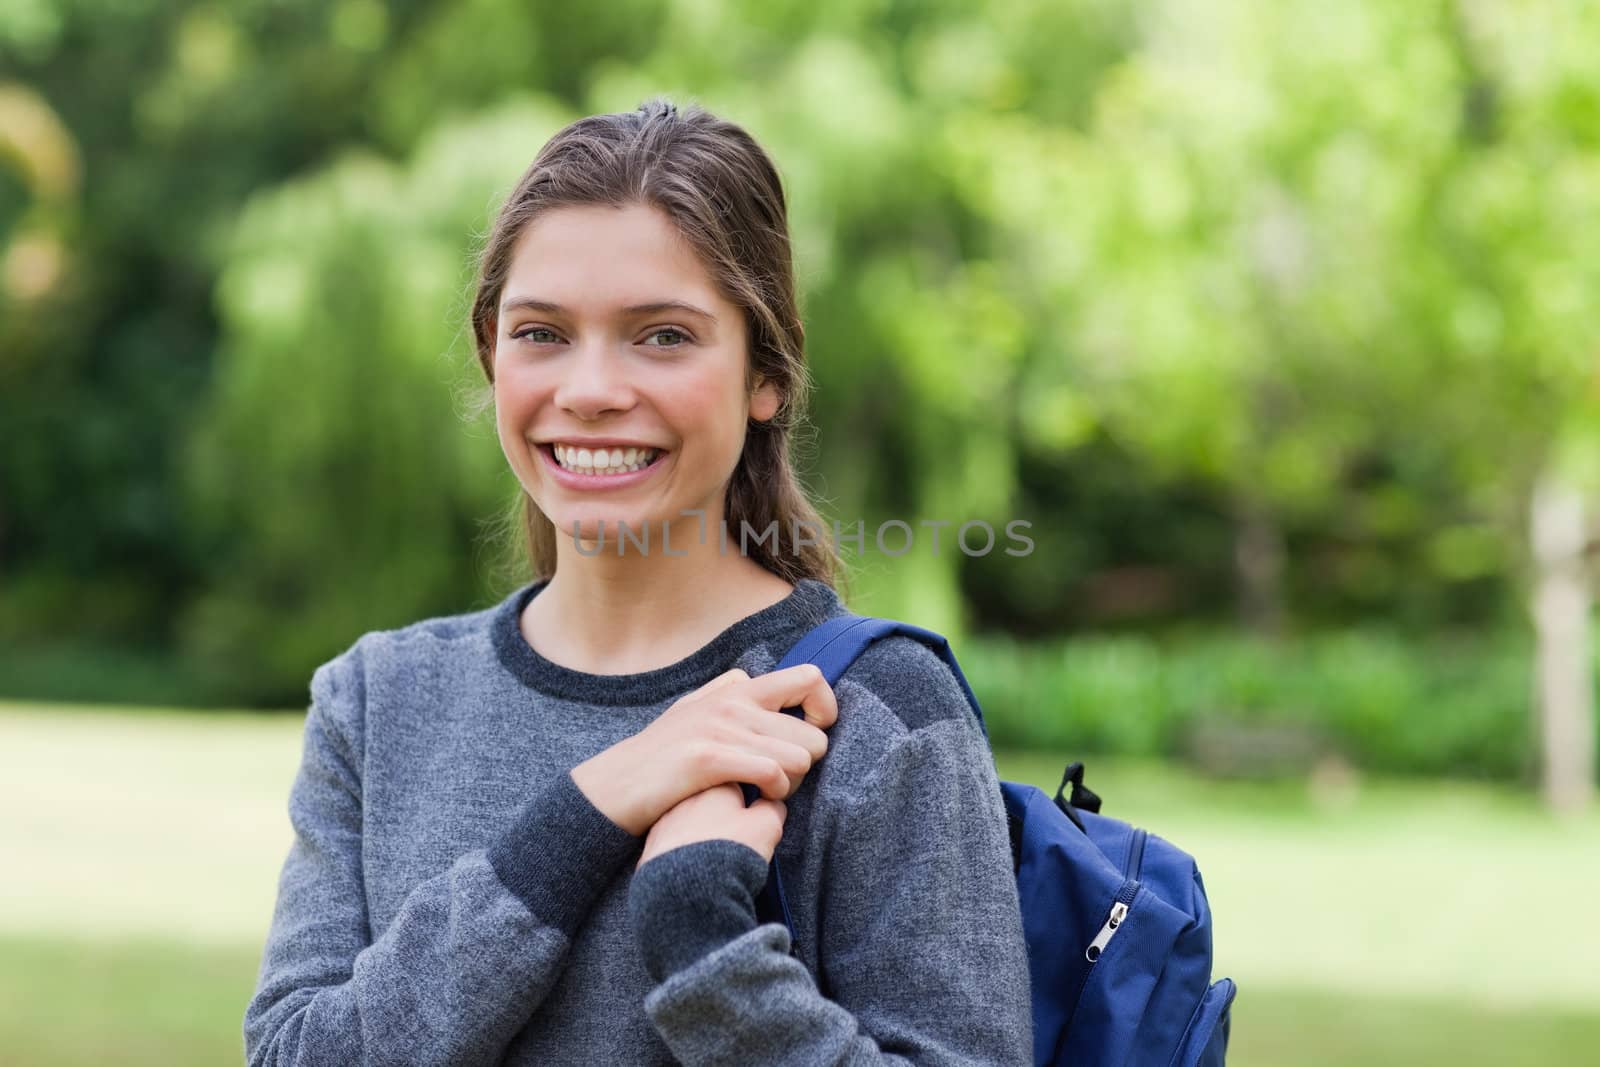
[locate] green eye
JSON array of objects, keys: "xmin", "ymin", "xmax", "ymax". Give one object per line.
[
  {"xmin": 514, "ymin": 327, "xmax": 560, "ymax": 343},
  {"xmin": 644, "ymin": 328, "xmax": 689, "ymax": 347}
]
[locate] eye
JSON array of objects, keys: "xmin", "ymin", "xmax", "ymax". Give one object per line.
[
  {"xmin": 642, "ymin": 327, "xmax": 691, "ymax": 348},
  {"xmin": 511, "ymin": 325, "xmax": 562, "ymax": 344}
]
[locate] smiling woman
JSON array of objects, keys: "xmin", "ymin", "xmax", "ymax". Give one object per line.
[
  {"xmin": 242, "ymin": 98, "xmax": 1032, "ymax": 1066},
  {"xmin": 471, "ymin": 105, "xmax": 832, "ymax": 601},
  {"xmin": 489, "ymin": 202, "xmax": 780, "ymax": 571}
]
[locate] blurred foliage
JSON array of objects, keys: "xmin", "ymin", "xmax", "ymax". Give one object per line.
[
  {"xmin": 964, "ymin": 624, "xmax": 1542, "ymax": 780},
  {"xmin": 179, "ymin": 100, "xmax": 571, "ymax": 694},
  {"xmin": 0, "ymin": 608, "xmax": 1570, "ymax": 783},
  {"xmin": 2, "ymin": 0, "xmax": 1600, "ymax": 726}
]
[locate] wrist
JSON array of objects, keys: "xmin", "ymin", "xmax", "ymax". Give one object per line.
[
  {"xmin": 629, "ymin": 839, "xmax": 770, "ymax": 981},
  {"xmin": 486, "ymin": 768, "xmax": 643, "ymax": 936},
  {"xmin": 573, "ymin": 742, "xmax": 651, "ymax": 836}
]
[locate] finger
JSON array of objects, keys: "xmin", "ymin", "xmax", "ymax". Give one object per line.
[
  {"xmin": 736, "ymin": 736, "xmax": 815, "ymax": 795},
  {"xmin": 749, "ymin": 797, "xmax": 787, "ymax": 824},
  {"xmin": 686, "ymin": 742, "xmax": 791, "ymax": 802},
  {"xmin": 693, "ymin": 668, "xmax": 750, "ymax": 696},
  {"xmin": 731, "ymin": 703, "xmax": 830, "ymax": 762},
  {"xmin": 748, "ymin": 798, "xmax": 788, "ymax": 850},
  {"xmin": 742, "ymin": 664, "xmax": 839, "ymax": 729}
]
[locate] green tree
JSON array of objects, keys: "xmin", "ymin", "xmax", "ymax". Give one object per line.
[{"xmin": 182, "ymin": 98, "xmax": 573, "ymax": 699}]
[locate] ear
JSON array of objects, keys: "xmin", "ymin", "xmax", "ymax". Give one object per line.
[{"xmin": 749, "ymin": 375, "xmax": 781, "ymax": 423}]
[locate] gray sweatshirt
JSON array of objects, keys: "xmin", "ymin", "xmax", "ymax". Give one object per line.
[{"xmin": 243, "ymin": 576, "xmax": 1032, "ymax": 1065}]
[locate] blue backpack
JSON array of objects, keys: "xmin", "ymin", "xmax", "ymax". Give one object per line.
[{"xmin": 744, "ymin": 614, "xmax": 1237, "ymax": 1066}]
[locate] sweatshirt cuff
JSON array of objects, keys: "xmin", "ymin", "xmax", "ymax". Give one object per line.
[
  {"xmin": 487, "ymin": 768, "xmax": 643, "ymax": 937},
  {"xmin": 629, "ymin": 839, "xmax": 769, "ymax": 983}
]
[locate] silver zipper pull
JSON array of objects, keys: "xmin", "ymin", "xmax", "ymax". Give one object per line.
[{"xmin": 1085, "ymin": 901, "xmax": 1129, "ymax": 962}]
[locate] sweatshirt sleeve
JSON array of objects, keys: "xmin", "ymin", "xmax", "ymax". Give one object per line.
[
  {"xmin": 243, "ymin": 638, "xmax": 642, "ymax": 1067},
  {"xmin": 627, "ymin": 660, "xmax": 1033, "ymax": 1066}
]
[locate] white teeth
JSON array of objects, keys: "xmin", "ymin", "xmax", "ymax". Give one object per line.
[{"xmin": 550, "ymin": 444, "xmax": 659, "ymax": 475}]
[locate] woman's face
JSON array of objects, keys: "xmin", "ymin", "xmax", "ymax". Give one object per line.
[{"xmin": 492, "ymin": 202, "xmax": 779, "ymax": 545}]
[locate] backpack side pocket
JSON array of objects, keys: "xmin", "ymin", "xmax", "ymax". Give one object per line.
[{"xmin": 1169, "ymin": 977, "xmax": 1237, "ymax": 1067}]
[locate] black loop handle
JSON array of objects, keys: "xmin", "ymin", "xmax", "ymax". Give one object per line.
[{"xmin": 1053, "ymin": 760, "xmax": 1102, "ymax": 815}]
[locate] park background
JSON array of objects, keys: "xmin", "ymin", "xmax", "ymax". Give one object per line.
[{"xmin": 3, "ymin": 0, "xmax": 1599, "ymax": 1063}]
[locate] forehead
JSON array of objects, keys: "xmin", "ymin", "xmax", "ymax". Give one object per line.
[{"xmin": 503, "ymin": 203, "xmax": 726, "ymax": 313}]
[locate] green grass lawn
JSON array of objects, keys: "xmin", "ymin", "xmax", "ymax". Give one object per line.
[{"xmin": 2, "ymin": 701, "xmax": 1598, "ymax": 1066}]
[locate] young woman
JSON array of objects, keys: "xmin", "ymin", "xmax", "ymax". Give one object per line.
[{"xmin": 244, "ymin": 98, "xmax": 1031, "ymax": 1065}]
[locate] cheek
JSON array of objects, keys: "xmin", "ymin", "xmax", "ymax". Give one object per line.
[
  {"xmin": 490, "ymin": 364, "xmax": 550, "ymax": 467},
  {"xmin": 662, "ymin": 372, "xmax": 750, "ymax": 455},
  {"xmin": 491, "ymin": 356, "xmax": 544, "ymax": 425}
]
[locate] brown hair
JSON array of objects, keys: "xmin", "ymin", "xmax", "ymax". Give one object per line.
[{"xmin": 467, "ymin": 97, "xmax": 839, "ymax": 589}]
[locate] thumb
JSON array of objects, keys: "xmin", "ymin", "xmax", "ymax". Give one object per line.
[
  {"xmin": 694, "ymin": 667, "xmax": 749, "ymax": 696},
  {"xmin": 752, "ymin": 797, "xmax": 788, "ymax": 831}
]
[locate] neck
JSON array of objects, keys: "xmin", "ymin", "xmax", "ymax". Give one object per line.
[{"xmin": 525, "ymin": 509, "xmax": 797, "ymax": 675}]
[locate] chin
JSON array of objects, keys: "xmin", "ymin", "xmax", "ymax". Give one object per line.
[{"xmin": 548, "ymin": 511, "xmax": 652, "ymax": 542}]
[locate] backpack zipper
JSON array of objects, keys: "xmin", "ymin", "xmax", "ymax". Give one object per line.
[
  {"xmin": 1082, "ymin": 828, "xmax": 1147, "ymax": 963},
  {"xmin": 1052, "ymin": 876, "xmax": 1143, "ymax": 1061},
  {"xmin": 1124, "ymin": 828, "xmax": 1148, "ymax": 880},
  {"xmin": 1085, "ymin": 881, "xmax": 1139, "ymax": 963},
  {"xmin": 1051, "ymin": 826, "xmax": 1153, "ymax": 1059}
]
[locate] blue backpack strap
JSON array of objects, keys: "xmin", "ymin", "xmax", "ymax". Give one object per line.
[
  {"xmin": 740, "ymin": 613, "xmax": 986, "ymax": 955},
  {"xmin": 772, "ymin": 614, "xmax": 987, "ymax": 736}
]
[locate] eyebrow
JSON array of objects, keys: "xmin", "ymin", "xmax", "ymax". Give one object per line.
[{"xmin": 499, "ymin": 297, "xmax": 718, "ymax": 323}]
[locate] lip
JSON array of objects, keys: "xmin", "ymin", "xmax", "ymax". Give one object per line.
[
  {"xmin": 536, "ymin": 436, "xmax": 666, "ymax": 450},
  {"xmin": 537, "ymin": 442, "xmax": 667, "ymax": 490}
]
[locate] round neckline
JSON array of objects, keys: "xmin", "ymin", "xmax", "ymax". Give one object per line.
[{"xmin": 490, "ymin": 575, "xmax": 843, "ymax": 706}]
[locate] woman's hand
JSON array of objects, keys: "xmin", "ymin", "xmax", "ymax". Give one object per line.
[
  {"xmin": 636, "ymin": 784, "xmax": 786, "ymax": 869},
  {"xmin": 570, "ymin": 664, "xmax": 837, "ymax": 837}
]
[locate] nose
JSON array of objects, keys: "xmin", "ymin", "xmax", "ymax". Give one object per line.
[{"xmin": 553, "ymin": 344, "xmax": 637, "ymax": 420}]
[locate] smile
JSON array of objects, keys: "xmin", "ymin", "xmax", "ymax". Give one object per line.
[{"xmin": 540, "ymin": 441, "xmax": 659, "ymax": 476}]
